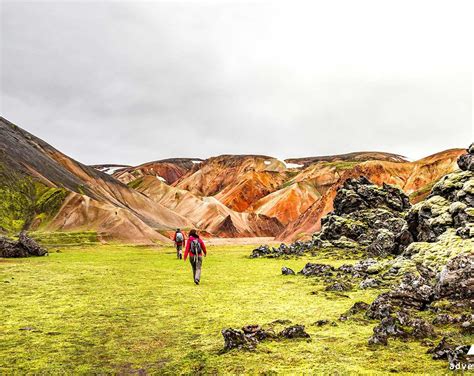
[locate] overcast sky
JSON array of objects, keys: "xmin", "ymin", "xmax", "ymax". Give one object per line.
[{"xmin": 1, "ymin": 1, "xmax": 472, "ymax": 165}]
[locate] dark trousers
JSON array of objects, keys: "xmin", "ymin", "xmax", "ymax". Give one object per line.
[
  {"xmin": 190, "ymin": 255, "xmax": 202, "ymax": 283},
  {"xmin": 176, "ymin": 244, "xmax": 183, "ymax": 259}
]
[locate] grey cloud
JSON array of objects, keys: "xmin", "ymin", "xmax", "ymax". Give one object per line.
[{"xmin": 1, "ymin": 1, "xmax": 472, "ymax": 165}]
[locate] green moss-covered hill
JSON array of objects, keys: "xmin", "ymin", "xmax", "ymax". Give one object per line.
[{"xmin": 0, "ymin": 164, "xmax": 69, "ymax": 234}]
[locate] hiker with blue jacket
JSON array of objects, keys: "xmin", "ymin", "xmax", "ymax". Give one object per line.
[
  {"xmin": 173, "ymin": 229, "xmax": 185, "ymax": 259},
  {"xmin": 183, "ymin": 229, "xmax": 207, "ymax": 285}
]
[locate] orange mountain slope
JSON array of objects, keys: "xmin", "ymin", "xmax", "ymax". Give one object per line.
[
  {"xmin": 278, "ymin": 149, "xmax": 464, "ymax": 241},
  {"xmin": 112, "ymin": 149, "xmax": 462, "ymax": 241},
  {"xmin": 214, "ymin": 170, "xmax": 289, "ymax": 212},
  {"xmin": 45, "ymin": 193, "xmax": 172, "ymax": 243},
  {"xmin": 248, "ymin": 182, "xmax": 321, "ymax": 225},
  {"xmin": 174, "ymin": 155, "xmax": 287, "ymax": 196},
  {"xmin": 130, "ymin": 176, "xmax": 284, "ymax": 237}
]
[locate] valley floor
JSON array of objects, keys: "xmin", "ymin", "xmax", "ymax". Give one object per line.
[{"xmin": 0, "ymin": 244, "xmax": 454, "ymax": 374}]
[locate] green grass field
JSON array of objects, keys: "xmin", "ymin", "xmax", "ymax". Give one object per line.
[{"xmin": 0, "ymin": 244, "xmax": 452, "ymax": 375}]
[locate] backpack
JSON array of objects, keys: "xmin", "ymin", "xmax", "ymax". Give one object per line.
[
  {"xmin": 175, "ymin": 232, "xmax": 183, "ymax": 243},
  {"xmin": 190, "ymin": 239, "xmax": 202, "ymax": 255}
]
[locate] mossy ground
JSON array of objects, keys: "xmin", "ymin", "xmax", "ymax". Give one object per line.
[
  {"xmin": 30, "ymin": 231, "xmax": 100, "ymax": 247},
  {"xmin": 409, "ymin": 182, "xmax": 435, "ymax": 203},
  {"xmin": 0, "ymin": 167, "xmax": 68, "ymax": 234},
  {"xmin": 321, "ymin": 161, "xmax": 360, "ymax": 171},
  {"xmin": 0, "ymin": 244, "xmax": 456, "ymax": 375}
]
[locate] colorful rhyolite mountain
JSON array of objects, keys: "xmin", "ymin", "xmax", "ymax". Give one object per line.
[{"xmin": 0, "ymin": 117, "xmax": 465, "ymax": 243}]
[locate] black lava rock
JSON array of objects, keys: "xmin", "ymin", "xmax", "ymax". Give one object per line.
[
  {"xmin": 0, "ymin": 232, "xmax": 48, "ymax": 258},
  {"xmin": 428, "ymin": 337, "xmax": 471, "ymax": 363},
  {"xmin": 299, "ymin": 263, "xmax": 334, "ymax": 277},
  {"xmin": 278, "ymin": 325, "xmax": 310, "ymax": 339},
  {"xmin": 313, "ymin": 320, "xmax": 329, "ymax": 327},
  {"xmin": 221, "ymin": 328, "xmax": 258, "ymax": 351},
  {"xmin": 281, "ymin": 266, "xmax": 295, "ymax": 275},
  {"xmin": 313, "ymin": 177, "xmax": 413, "ymax": 254},
  {"xmin": 250, "ymin": 241, "xmax": 313, "ymax": 258},
  {"xmin": 457, "ymin": 143, "xmax": 474, "ymax": 171},
  {"xmin": 325, "ymin": 281, "xmax": 352, "ymax": 292},
  {"xmin": 334, "ymin": 177, "xmax": 410, "ymax": 215}
]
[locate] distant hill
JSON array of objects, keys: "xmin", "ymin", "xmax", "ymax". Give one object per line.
[
  {"xmin": 111, "ymin": 158, "xmax": 203, "ymax": 185},
  {"xmin": 285, "ymin": 151, "xmax": 407, "ymax": 167},
  {"xmin": 89, "ymin": 164, "xmax": 131, "ymax": 175},
  {"xmin": 0, "ymin": 116, "xmax": 464, "ymax": 242},
  {"xmin": 0, "ymin": 117, "xmax": 191, "ymax": 243},
  {"xmin": 278, "ymin": 148, "xmax": 464, "ymax": 241}
]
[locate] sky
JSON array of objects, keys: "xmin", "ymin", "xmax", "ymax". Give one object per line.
[{"xmin": 1, "ymin": 0, "xmax": 472, "ymax": 166}]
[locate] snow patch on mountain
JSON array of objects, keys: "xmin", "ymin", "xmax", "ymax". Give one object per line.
[{"xmin": 278, "ymin": 160, "xmax": 303, "ymax": 169}]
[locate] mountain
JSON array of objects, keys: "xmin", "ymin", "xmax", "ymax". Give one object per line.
[
  {"xmin": 285, "ymin": 151, "xmax": 407, "ymax": 167},
  {"xmin": 98, "ymin": 148, "xmax": 462, "ymax": 241},
  {"xmin": 174, "ymin": 153, "xmax": 412, "ymax": 215},
  {"xmin": 248, "ymin": 182, "xmax": 321, "ymax": 224},
  {"xmin": 175, "ymin": 155, "xmax": 287, "ymax": 196},
  {"xmin": 278, "ymin": 149, "xmax": 465, "ymax": 241},
  {"xmin": 0, "ymin": 117, "xmax": 191, "ymax": 243},
  {"xmin": 89, "ymin": 164, "xmax": 131, "ymax": 175},
  {"xmin": 129, "ymin": 175, "xmax": 283, "ymax": 237},
  {"xmin": 172, "ymin": 155, "xmax": 327, "ymax": 222},
  {"xmin": 113, "ymin": 158, "xmax": 202, "ymax": 185},
  {"xmin": 115, "ymin": 150, "xmax": 461, "ymax": 240},
  {"xmin": 0, "ymin": 116, "xmax": 464, "ymax": 243}
]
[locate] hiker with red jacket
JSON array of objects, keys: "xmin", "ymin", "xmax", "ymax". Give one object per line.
[
  {"xmin": 173, "ymin": 228, "xmax": 185, "ymax": 259},
  {"xmin": 183, "ymin": 229, "xmax": 207, "ymax": 285}
]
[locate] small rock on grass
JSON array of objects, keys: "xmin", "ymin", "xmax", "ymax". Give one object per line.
[
  {"xmin": 269, "ymin": 319, "xmax": 292, "ymax": 325},
  {"xmin": 278, "ymin": 325, "xmax": 311, "ymax": 339},
  {"xmin": 339, "ymin": 301, "xmax": 370, "ymax": 321},
  {"xmin": 281, "ymin": 266, "xmax": 295, "ymax": 275},
  {"xmin": 221, "ymin": 323, "xmax": 310, "ymax": 352},
  {"xmin": 221, "ymin": 328, "xmax": 258, "ymax": 351},
  {"xmin": 325, "ymin": 281, "xmax": 352, "ymax": 292},
  {"xmin": 19, "ymin": 326, "xmax": 38, "ymax": 331},
  {"xmin": 299, "ymin": 263, "xmax": 334, "ymax": 277},
  {"xmin": 313, "ymin": 320, "xmax": 329, "ymax": 327},
  {"xmin": 428, "ymin": 337, "xmax": 471, "ymax": 363},
  {"xmin": 359, "ymin": 278, "xmax": 381, "ymax": 289}
]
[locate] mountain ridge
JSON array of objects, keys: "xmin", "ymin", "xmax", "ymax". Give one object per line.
[
  {"xmin": 0, "ymin": 116, "xmax": 465, "ymax": 243},
  {"xmin": 0, "ymin": 117, "xmax": 191, "ymax": 243}
]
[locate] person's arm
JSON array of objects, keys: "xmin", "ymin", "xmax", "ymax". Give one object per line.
[
  {"xmin": 183, "ymin": 239, "xmax": 190, "ymax": 261},
  {"xmin": 199, "ymin": 239, "xmax": 207, "ymax": 256},
  {"xmin": 173, "ymin": 233, "xmax": 176, "ymax": 242}
]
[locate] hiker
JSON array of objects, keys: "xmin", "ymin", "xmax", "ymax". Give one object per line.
[
  {"xmin": 183, "ymin": 229, "xmax": 207, "ymax": 285},
  {"xmin": 173, "ymin": 228, "xmax": 185, "ymax": 259}
]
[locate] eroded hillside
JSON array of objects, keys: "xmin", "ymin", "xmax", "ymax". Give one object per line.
[
  {"xmin": 114, "ymin": 148, "xmax": 463, "ymax": 241},
  {"xmin": 0, "ymin": 116, "xmax": 465, "ymax": 242},
  {"xmin": 0, "ymin": 117, "xmax": 191, "ymax": 243}
]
